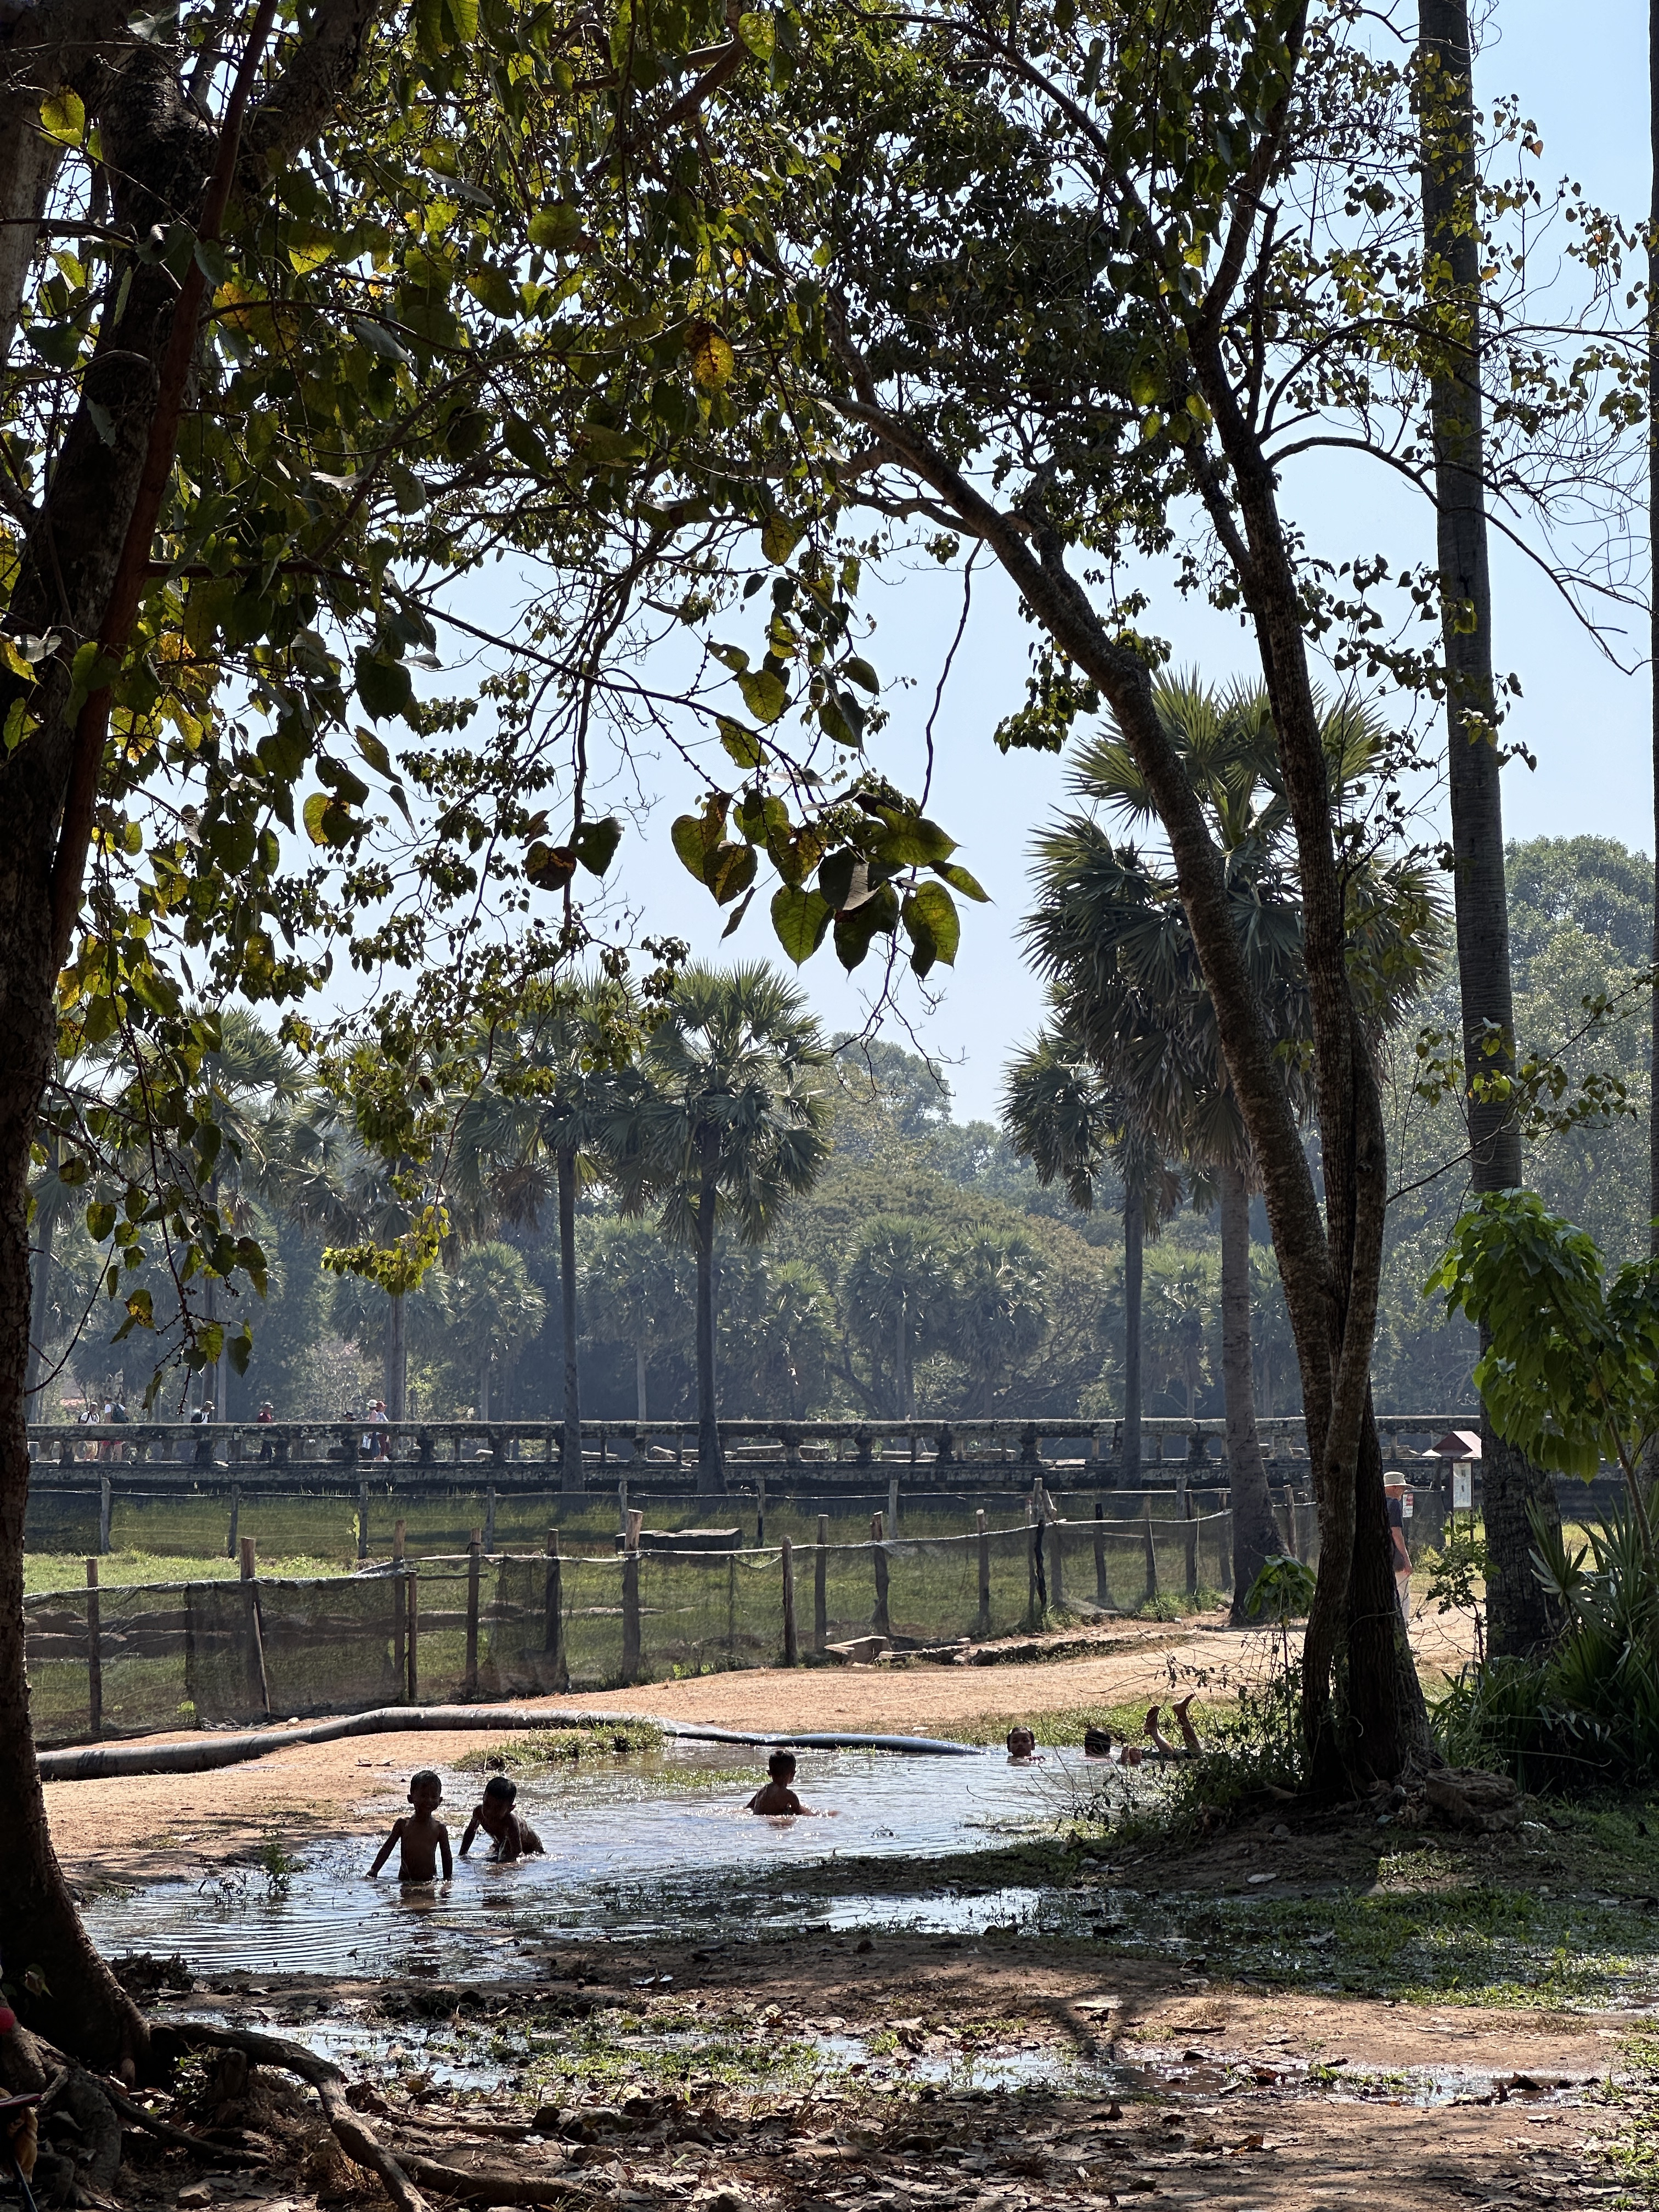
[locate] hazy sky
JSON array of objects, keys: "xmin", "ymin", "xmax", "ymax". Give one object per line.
[{"xmin": 507, "ymin": 2, "xmax": 1658, "ymax": 1125}]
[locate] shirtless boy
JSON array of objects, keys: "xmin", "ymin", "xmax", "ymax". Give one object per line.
[
  {"xmin": 367, "ymin": 1769, "xmax": 453, "ymax": 1880},
  {"xmin": 747, "ymin": 1749, "xmax": 813, "ymax": 1815},
  {"xmin": 459, "ymin": 1774, "xmax": 545, "ymax": 1862}
]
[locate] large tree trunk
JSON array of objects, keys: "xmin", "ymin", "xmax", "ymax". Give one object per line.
[
  {"xmin": 558, "ymin": 1146, "xmax": 583, "ymax": 1496},
  {"xmin": 693, "ymin": 1136, "xmax": 724, "ymax": 1496},
  {"xmin": 1649, "ymin": 0, "xmax": 1659, "ymax": 1274},
  {"xmin": 1418, "ymin": 0, "xmax": 1561, "ymax": 1656},
  {"xmin": 1121, "ymin": 1187, "xmax": 1143, "ymax": 1489},
  {"xmin": 1220, "ymin": 1163, "xmax": 1282, "ymax": 1617},
  {"xmin": 383, "ymin": 1291, "xmax": 407, "ymax": 1424},
  {"xmin": 635, "ymin": 1340, "xmax": 648, "ymax": 1424}
]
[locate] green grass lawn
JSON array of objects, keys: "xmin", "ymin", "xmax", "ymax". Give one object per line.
[{"xmin": 24, "ymin": 1549, "xmax": 349, "ymax": 1596}]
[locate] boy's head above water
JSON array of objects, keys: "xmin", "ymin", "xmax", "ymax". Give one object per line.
[
  {"xmin": 482, "ymin": 1775, "xmax": 518, "ymax": 1805},
  {"xmin": 1006, "ymin": 1726, "xmax": 1037, "ymax": 1760},
  {"xmin": 408, "ymin": 1769, "xmax": 443, "ymax": 1812},
  {"xmin": 767, "ymin": 1750, "xmax": 797, "ymax": 1782}
]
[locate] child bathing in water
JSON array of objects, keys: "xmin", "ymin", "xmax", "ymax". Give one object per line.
[
  {"xmin": 367, "ymin": 1769, "xmax": 453, "ymax": 1880},
  {"xmin": 1006, "ymin": 1725, "xmax": 1041, "ymax": 1762},
  {"xmin": 747, "ymin": 1749, "xmax": 820, "ymax": 1815},
  {"xmin": 460, "ymin": 1774, "xmax": 545, "ymax": 1862}
]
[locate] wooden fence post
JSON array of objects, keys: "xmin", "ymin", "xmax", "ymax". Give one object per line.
[
  {"xmin": 887, "ymin": 1465, "xmax": 900, "ymax": 1536},
  {"xmin": 484, "ymin": 1483, "xmax": 497, "ymax": 1554},
  {"xmin": 1025, "ymin": 1496, "xmax": 1037, "ymax": 1618},
  {"xmin": 407, "ymin": 1564, "xmax": 420, "ymax": 1702},
  {"xmin": 977, "ymin": 1509, "xmax": 990, "ymax": 1638},
  {"xmin": 1094, "ymin": 1498, "xmax": 1109, "ymax": 1610},
  {"xmin": 1184, "ymin": 1489, "xmax": 1198, "ymax": 1596},
  {"xmin": 871, "ymin": 1510, "xmax": 890, "ymax": 1639},
  {"xmin": 815, "ymin": 1514, "xmax": 828, "ymax": 1652},
  {"xmin": 726, "ymin": 1554, "xmax": 737, "ymax": 1652},
  {"xmin": 392, "ymin": 1517, "xmax": 407, "ymax": 1694},
  {"xmin": 1142, "ymin": 1500, "xmax": 1158, "ymax": 1606},
  {"xmin": 1047, "ymin": 1513, "xmax": 1064, "ymax": 1613},
  {"xmin": 757, "ymin": 1465, "xmax": 766, "ymax": 1547},
  {"xmin": 465, "ymin": 1529, "xmax": 482, "ymax": 1697},
  {"xmin": 358, "ymin": 1476, "xmax": 370, "ymax": 1562},
  {"xmin": 226, "ymin": 1481, "xmax": 240, "ymax": 1563},
  {"xmin": 782, "ymin": 1535, "xmax": 797, "ymax": 1664},
  {"xmin": 98, "ymin": 1473, "xmax": 111, "ymax": 1556},
  {"xmin": 240, "ymin": 1537, "xmax": 270, "ymax": 1719},
  {"xmin": 86, "ymin": 1558, "xmax": 101, "ymax": 1741},
  {"xmin": 622, "ymin": 1511, "xmax": 642, "ymax": 1681},
  {"xmin": 1217, "ymin": 1493, "xmax": 1233, "ymax": 1600},
  {"xmin": 544, "ymin": 1527, "xmax": 565, "ymax": 1689}
]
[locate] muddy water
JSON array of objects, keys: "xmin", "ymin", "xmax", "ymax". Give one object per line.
[{"xmin": 84, "ymin": 1742, "xmax": 1116, "ymax": 1976}]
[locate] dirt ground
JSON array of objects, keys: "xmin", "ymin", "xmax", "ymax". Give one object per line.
[{"xmin": 39, "ymin": 1604, "xmax": 1636, "ymax": 2212}]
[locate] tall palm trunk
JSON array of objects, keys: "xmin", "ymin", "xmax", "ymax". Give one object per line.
[
  {"xmin": 558, "ymin": 1144, "xmax": 583, "ymax": 1495},
  {"xmin": 1419, "ymin": 0, "xmax": 1561, "ymax": 1654},
  {"xmin": 1220, "ymin": 1163, "xmax": 1282, "ymax": 1617},
  {"xmin": 694, "ymin": 1132, "xmax": 725, "ymax": 1495},
  {"xmin": 384, "ymin": 1292, "xmax": 407, "ymax": 1423},
  {"xmin": 1121, "ymin": 1186, "xmax": 1143, "ymax": 1489},
  {"xmin": 479, "ymin": 1359, "xmax": 491, "ymax": 1420},
  {"xmin": 635, "ymin": 1341, "xmax": 648, "ymax": 1424}
]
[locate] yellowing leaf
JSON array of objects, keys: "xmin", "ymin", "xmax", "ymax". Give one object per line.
[
  {"xmin": 686, "ymin": 318, "xmax": 735, "ymax": 390},
  {"xmin": 286, "ymin": 227, "xmax": 337, "ymax": 276},
  {"xmin": 760, "ymin": 512, "xmax": 800, "ymax": 565},
  {"xmin": 737, "ymin": 11, "xmax": 775, "ymax": 60},
  {"xmin": 737, "ymin": 667, "xmax": 788, "ymax": 724},
  {"xmin": 39, "ymin": 89, "xmax": 85, "ymax": 148}
]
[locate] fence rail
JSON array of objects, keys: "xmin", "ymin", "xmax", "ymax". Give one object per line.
[{"xmin": 25, "ymin": 1499, "xmax": 1292, "ymax": 1749}]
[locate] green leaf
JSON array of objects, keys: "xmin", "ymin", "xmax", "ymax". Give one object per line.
[
  {"xmin": 573, "ymin": 815, "xmax": 622, "ymax": 876},
  {"xmin": 721, "ymin": 885, "xmax": 757, "ymax": 938},
  {"xmin": 737, "ymin": 667, "xmax": 788, "ymax": 724},
  {"xmin": 503, "ymin": 414, "xmax": 550, "ymax": 473},
  {"xmin": 302, "ymin": 791, "xmax": 357, "ymax": 848},
  {"xmin": 718, "ymin": 718, "xmax": 765, "ymax": 770},
  {"xmin": 38, "ymin": 89, "xmax": 86, "ymax": 148},
  {"xmin": 760, "ymin": 512, "xmax": 800, "ymax": 564},
  {"xmin": 443, "ymin": 0, "xmax": 479, "ymax": 41},
  {"xmin": 706, "ymin": 842, "xmax": 757, "ymax": 906},
  {"xmin": 528, "ymin": 204, "xmax": 583, "ymax": 252},
  {"xmin": 901, "ymin": 880, "xmax": 961, "ymax": 977},
  {"xmin": 843, "ymin": 655, "xmax": 880, "ymax": 693},
  {"xmin": 354, "ymin": 648, "xmax": 414, "ymax": 723},
  {"xmin": 466, "ymin": 262, "xmax": 520, "ymax": 319},
  {"xmin": 932, "ymin": 859, "xmax": 990, "ymax": 901},
  {"xmin": 85, "ymin": 1199, "xmax": 116, "ymax": 1241},
  {"xmin": 286, "ymin": 225, "xmax": 336, "ymax": 275},
  {"xmin": 737, "ymin": 10, "xmax": 775, "ymax": 59},
  {"xmin": 833, "ymin": 883, "xmax": 899, "ymax": 971},
  {"xmin": 770, "ymin": 884, "xmax": 832, "ymax": 964},
  {"xmin": 871, "ymin": 810, "xmax": 956, "ymax": 866},
  {"xmin": 352, "ymin": 314, "xmax": 410, "ymax": 364},
  {"xmin": 354, "ymin": 727, "xmax": 394, "ymax": 779},
  {"xmin": 525, "ymin": 841, "xmax": 578, "ymax": 889}
]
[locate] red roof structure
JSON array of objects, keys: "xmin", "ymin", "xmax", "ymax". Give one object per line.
[{"xmin": 1429, "ymin": 1429, "xmax": 1482, "ymax": 1460}]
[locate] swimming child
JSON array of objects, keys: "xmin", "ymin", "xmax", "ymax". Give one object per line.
[
  {"xmin": 459, "ymin": 1774, "xmax": 545, "ymax": 1862},
  {"xmin": 366, "ymin": 1769, "xmax": 453, "ymax": 1880},
  {"xmin": 1006, "ymin": 1725, "xmax": 1040, "ymax": 1762},
  {"xmin": 747, "ymin": 1749, "xmax": 814, "ymax": 1815}
]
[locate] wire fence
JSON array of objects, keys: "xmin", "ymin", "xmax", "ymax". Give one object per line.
[{"xmin": 25, "ymin": 1502, "xmax": 1266, "ymax": 1748}]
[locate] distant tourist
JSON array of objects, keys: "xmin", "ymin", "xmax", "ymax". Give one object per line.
[
  {"xmin": 257, "ymin": 1401, "xmax": 275, "ymax": 1462},
  {"xmin": 366, "ymin": 1770, "xmax": 453, "ymax": 1882},
  {"xmin": 459, "ymin": 1775, "xmax": 544, "ymax": 1862},
  {"xmin": 363, "ymin": 1398, "xmax": 389, "ymax": 1459}
]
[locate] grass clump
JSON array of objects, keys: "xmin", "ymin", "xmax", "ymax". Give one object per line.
[{"xmin": 455, "ymin": 1720, "xmax": 665, "ymax": 1773}]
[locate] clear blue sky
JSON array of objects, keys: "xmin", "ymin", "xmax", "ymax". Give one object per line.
[{"xmin": 520, "ymin": 2, "xmax": 1658, "ymax": 1124}]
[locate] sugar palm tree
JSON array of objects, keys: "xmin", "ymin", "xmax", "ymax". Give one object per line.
[
  {"xmin": 1003, "ymin": 1027, "xmax": 1180, "ymax": 1487},
  {"xmin": 611, "ymin": 964, "xmax": 830, "ymax": 1493},
  {"xmin": 842, "ymin": 1216, "xmax": 950, "ymax": 1417},
  {"xmin": 452, "ymin": 977, "xmax": 639, "ymax": 1489},
  {"xmin": 945, "ymin": 1228, "xmax": 1049, "ymax": 1418},
  {"xmin": 1025, "ymin": 673, "xmax": 1444, "ymax": 1613},
  {"xmin": 582, "ymin": 1216, "xmax": 695, "ymax": 1424}
]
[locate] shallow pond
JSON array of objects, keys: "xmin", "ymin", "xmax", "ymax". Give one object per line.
[{"xmin": 84, "ymin": 1741, "xmax": 1116, "ymax": 1976}]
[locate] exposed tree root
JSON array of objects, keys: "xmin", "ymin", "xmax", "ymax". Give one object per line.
[
  {"xmin": 100, "ymin": 2079, "xmax": 269, "ymax": 2168},
  {"xmin": 176, "ymin": 2023, "xmax": 593, "ymax": 2207}
]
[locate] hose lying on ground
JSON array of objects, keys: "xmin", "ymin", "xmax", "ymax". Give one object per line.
[{"xmin": 36, "ymin": 1706, "xmax": 983, "ymax": 1781}]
